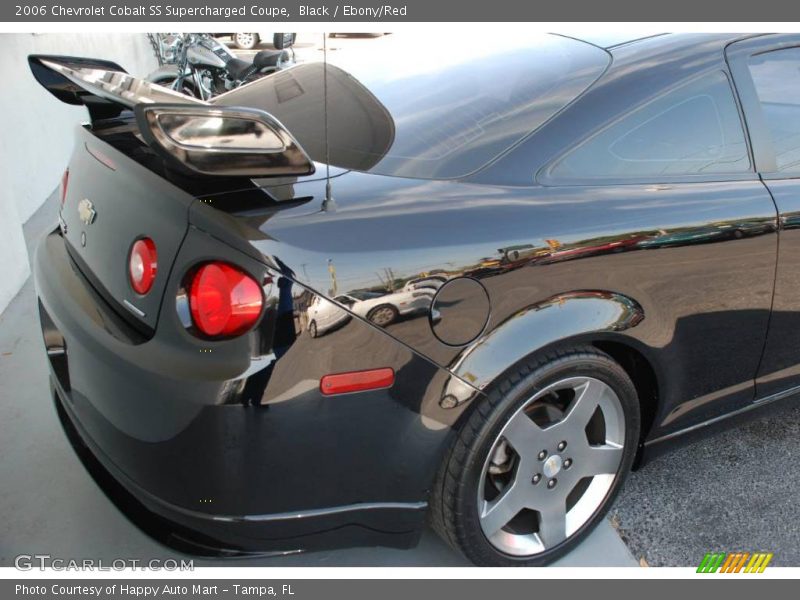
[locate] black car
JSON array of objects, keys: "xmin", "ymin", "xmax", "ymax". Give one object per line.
[{"xmin": 30, "ymin": 32, "xmax": 800, "ymax": 566}]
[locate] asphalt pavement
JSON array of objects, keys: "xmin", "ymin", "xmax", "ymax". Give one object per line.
[{"xmin": 611, "ymin": 399, "xmax": 800, "ymax": 566}]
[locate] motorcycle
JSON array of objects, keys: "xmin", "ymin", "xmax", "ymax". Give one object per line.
[{"xmin": 146, "ymin": 33, "xmax": 295, "ymax": 100}]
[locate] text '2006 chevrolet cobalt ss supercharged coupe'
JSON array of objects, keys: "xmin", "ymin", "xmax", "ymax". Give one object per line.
[{"xmin": 31, "ymin": 32, "xmax": 800, "ymax": 565}]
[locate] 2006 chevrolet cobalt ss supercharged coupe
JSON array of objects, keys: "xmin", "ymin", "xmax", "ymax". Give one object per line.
[{"xmin": 30, "ymin": 32, "xmax": 800, "ymax": 565}]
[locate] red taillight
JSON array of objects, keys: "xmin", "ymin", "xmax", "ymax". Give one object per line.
[
  {"xmin": 320, "ymin": 368, "xmax": 395, "ymax": 396},
  {"xmin": 129, "ymin": 238, "xmax": 158, "ymax": 295},
  {"xmin": 60, "ymin": 169, "xmax": 69, "ymax": 208},
  {"xmin": 189, "ymin": 262, "xmax": 263, "ymax": 337}
]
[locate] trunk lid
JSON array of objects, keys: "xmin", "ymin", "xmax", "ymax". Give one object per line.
[
  {"xmin": 60, "ymin": 128, "xmax": 194, "ymax": 331},
  {"xmin": 30, "ymin": 55, "xmax": 202, "ymax": 331}
]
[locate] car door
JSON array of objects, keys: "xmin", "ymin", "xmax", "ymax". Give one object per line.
[{"xmin": 728, "ymin": 34, "xmax": 800, "ymax": 398}]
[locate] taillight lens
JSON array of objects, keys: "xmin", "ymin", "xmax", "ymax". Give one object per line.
[
  {"xmin": 129, "ymin": 238, "xmax": 158, "ymax": 295},
  {"xmin": 60, "ymin": 169, "xmax": 69, "ymax": 208},
  {"xmin": 189, "ymin": 262, "xmax": 263, "ymax": 337}
]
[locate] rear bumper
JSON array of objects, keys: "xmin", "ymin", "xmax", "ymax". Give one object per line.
[
  {"xmin": 34, "ymin": 227, "xmax": 464, "ymax": 555},
  {"xmin": 52, "ymin": 379, "xmax": 423, "ymax": 555}
]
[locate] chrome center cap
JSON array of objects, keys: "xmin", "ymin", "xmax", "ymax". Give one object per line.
[{"xmin": 543, "ymin": 454, "xmax": 563, "ymax": 478}]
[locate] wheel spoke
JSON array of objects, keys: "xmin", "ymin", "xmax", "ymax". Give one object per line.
[
  {"xmin": 480, "ymin": 483, "xmax": 523, "ymax": 536},
  {"xmin": 564, "ymin": 378, "xmax": 606, "ymax": 427},
  {"xmin": 502, "ymin": 410, "xmax": 543, "ymax": 456},
  {"xmin": 582, "ymin": 443, "xmax": 624, "ymax": 476},
  {"xmin": 537, "ymin": 501, "xmax": 567, "ymax": 548},
  {"xmin": 475, "ymin": 373, "xmax": 627, "ymax": 558}
]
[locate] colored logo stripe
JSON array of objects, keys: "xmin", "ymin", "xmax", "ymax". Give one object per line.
[
  {"xmin": 745, "ymin": 553, "xmax": 773, "ymax": 573},
  {"xmin": 719, "ymin": 553, "xmax": 749, "ymax": 573},
  {"xmin": 698, "ymin": 552, "xmax": 773, "ymax": 573},
  {"xmin": 697, "ymin": 553, "xmax": 726, "ymax": 573}
]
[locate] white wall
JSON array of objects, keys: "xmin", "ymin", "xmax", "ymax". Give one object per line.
[
  {"xmin": 0, "ymin": 193, "xmax": 29, "ymax": 314},
  {"xmin": 0, "ymin": 33, "xmax": 158, "ymax": 315}
]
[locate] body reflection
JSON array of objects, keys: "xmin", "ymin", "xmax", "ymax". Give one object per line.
[
  {"xmin": 307, "ymin": 281, "xmax": 441, "ymax": 335},
  {"xmin": 241, "ymin": 262, "xmax": 298, "ymax": 407}
]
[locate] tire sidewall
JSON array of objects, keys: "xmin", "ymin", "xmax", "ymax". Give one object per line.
[{"xmin": 454, "ymin": 350, "xmax": 640, "ymax": 566}]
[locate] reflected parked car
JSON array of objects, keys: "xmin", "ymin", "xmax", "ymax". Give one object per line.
[
  {"xmin": 306, "ymin": 294, "xmax": 352, "ymax": 337},
  {"xmin": 308, "ymin": 286, "xmax": 441, "ymax": 337},
  {"xmin": 403, "ymin": 275, "xmax": 448, "ymax": 292}
]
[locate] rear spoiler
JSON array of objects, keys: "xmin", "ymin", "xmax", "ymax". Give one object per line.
[
  {"xmin": 29, "ymin": 54, "xmax": 200, "ymax": 121},
  {"xmin": 29, "ymin": 55, "xmax": 314, "ymax": 177}
]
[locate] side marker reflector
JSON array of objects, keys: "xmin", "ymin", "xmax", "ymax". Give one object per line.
[{"xmin": 320, "ymin": 368, "xmax": 395, "ymax": 396}]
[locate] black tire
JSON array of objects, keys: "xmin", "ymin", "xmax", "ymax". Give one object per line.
[
  {"xmin": 366, "ymin": 304, "xmax": 399, "ymax": 327},
  {"xmin": 273, "ymin": 33, "xmax": 296, "ymax": 49},
  {"xmin": 429, "ymin": 345, "xmax": 640, "ymax": 566},
  {"xmin": 308, "ymin": 321, "xmax": 318, "ymax": 338}
]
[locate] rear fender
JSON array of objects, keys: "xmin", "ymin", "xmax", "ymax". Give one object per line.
[{"xmin": 450, "ymin": 290, "xmax": 645, "ymax": 391}]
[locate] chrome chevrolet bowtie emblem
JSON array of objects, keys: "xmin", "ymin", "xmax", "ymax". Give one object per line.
[{"xmin": 78, "ymin": 198, "xmax": 96, "ymax": 225}]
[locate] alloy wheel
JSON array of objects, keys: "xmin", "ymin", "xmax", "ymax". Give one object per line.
[
  {"xmin": 477, "ymin": 376, "xmax": 625, "ymax": 556},
  {"xmin": 234, "ymin": 33, "xmax": 257, "ymax": 49},
  {"xmin": 369, "ymin": 306, "xmax": 396, "ymax": 327}
]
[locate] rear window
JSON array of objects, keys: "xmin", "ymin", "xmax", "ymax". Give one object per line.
[
  {"xmin": 218, "ymin": 34, "xmax": 609, "ymax": 179},
  {"xmin": 548, "ymin": 71, "xmax": 751, "ymax": 180}
]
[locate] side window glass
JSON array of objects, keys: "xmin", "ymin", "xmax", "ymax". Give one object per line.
[
  {"xmin": 549, "ymin": 71, "xmax": 750, "ymax": 180},
  {"xmin": 748, "ymin": 48, "xmax": 800, "ymax": 174}
]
